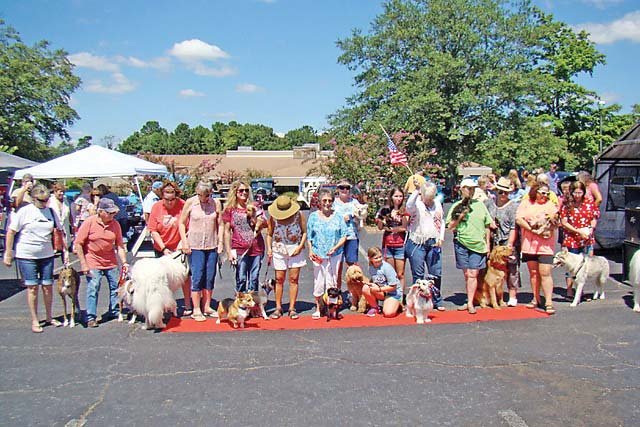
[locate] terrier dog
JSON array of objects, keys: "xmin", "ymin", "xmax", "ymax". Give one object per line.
[
  {"xmin": 353, "ymin": 203, "xmax": 369, "ymax": 228},
  {"xmin": 322, "ymin": 287, "xmax": 343, "ymax": 322},
  {"xmin": 553, "ymin": 248, "xmax": 610, "ymax": 307},
  {"xmin": 475, "ymin": 245, "xmax": 513, "ymax": 309},
  {"xmin": 405, "ymin": 279, "xmax": 435, "ymax": 324},
  {"xmin": 345, "ymin": 264, "xmax": 368, "ymax": 313},
  {"xmin": 216, "ymin": 292, "xmax": 256, "ymax": 329},
  {"xmin": 56, "ymin": 265, "xmax": 80, "ymax": 327}
]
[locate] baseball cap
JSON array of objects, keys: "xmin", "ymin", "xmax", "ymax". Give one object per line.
[
  {"xmin": 460, "ymin": 178, "xmax": 478, "ymax": 188},
  {"xmin": 151, "ymin": 181, "xmax": 163, "ymax": 190},
  {"xmin": 97, "ymin": 198, "xmax": 119, "ymax": 213}
]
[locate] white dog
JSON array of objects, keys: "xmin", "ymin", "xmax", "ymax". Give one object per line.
[
  {"xmin": 116, "ymin": 279, "xmax": 138, "ymax": 324},
  {"xmin": 405, "ymin": 279, "xmax": 435, "ymax": 324},
  {"xmin": 629, "ymin": 250, "xmax": 640, "ymax": 313},
  {"xmin": 552, "ymin": 248, "xmax": 609, "ymax": 307},
  {"xmin": 353, "ymin": 203, "xmax": 368, "ymax": 228},
  {"xmin": 129, "ymin": 252, "xmax": 190, "ymax": 329}
]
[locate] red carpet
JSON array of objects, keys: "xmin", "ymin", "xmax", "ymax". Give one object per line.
[{"xmin": 162, "ymin": 305, "xmax": 549, "ymax": 333}]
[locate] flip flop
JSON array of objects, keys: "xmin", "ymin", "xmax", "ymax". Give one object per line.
[
  {"xmin": 270, "ymin": 309, "xmax": 282, "ymax": 319},
  {"xmin": 190, "ymin": 313, "xmax": 207, "ymax": 322},
  {"xmin": 31, "ymin": 323, "xmax": 43, "ymax": 333},
  {"xmin": 204, "ymin": 311, "xmax": 218, "ymax": 318},
  {"xmin": 182, "ymin": 308, "xmax": 193, "ymax": 317},
  {"xmin": 45, "ymin": 319, "xmax": 63, "ymax": 327}
]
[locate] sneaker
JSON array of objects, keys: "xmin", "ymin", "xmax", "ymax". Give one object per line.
[
  {"xmin": 366, "ymin": 308, "xmax": 378, "ymax": 317},
  {"xmin": 507, "ymin": 299, "xmax": 518, "ymax": 307},
  {"xmin": 87, "ymin": 319, "xmax": 98, "ymax": 328}
]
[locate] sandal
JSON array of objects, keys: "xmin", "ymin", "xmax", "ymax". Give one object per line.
[
  {"xmin": 31, "ymin": 322, "xmax": 43, "ymax": 333},
  {"xmin": 525, "ymin": 301, "xmax": 538, "ymax": 309},
  {"xmin": 182, "ymin": 307, "xmax": 193, "ymax": 317},
  {"xmin": 204, "ymin": 311, "xmax": 218, "ymax": 318},
  {"xmin": 190, "ymin": 313, "xmax": 207, "ymax": 322},
  {"xmin": 44, "ymin": 319, "xmax": 62, "ymax": 327},
  {"xmin": 270, "ymin": 309, "xmax": 283, "ymax": 319},
  {"xmin": 545, "ymin": 304, "xmax": 556, "ymax": 315},
  {"xmin": 289, "ymin": 310, "xmax": 299, "ymax": 320}
]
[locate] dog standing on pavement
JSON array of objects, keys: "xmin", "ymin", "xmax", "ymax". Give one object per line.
[
  {"xmin": 553, "ymin": 248, "xmax": 609, "ymax": 307},
  {"xmin": 56, "ymin": 265, "xmax": 80, "ymax": 327}
]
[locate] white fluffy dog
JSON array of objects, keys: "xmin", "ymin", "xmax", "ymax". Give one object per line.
[
  {"xmin": 630, "ymin": 250, "xmax": 640, "ymax": 313},
  {"xmin": 405, "ymin": 279, "xmax": 435, "ymax": 324},
  {"xmin": 130, "ymin": 252, "xmax": 190, "ymax": 329},
  {"xmin": 552, "ymin": 248, "xmax": 609, "ymax": 307}
]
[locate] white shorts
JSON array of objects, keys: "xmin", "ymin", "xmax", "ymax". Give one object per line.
[
  {"xmin": 272, "ymin": 250, "xmax": 307, "ymax": 271},
  {"xmin": 312, "ymin": 254, "xmax": 342, "ymax": 297}
]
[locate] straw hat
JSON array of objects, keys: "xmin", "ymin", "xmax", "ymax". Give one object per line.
[
  {"xmin": 268, "ymin": 195, "xmax": 300, "ymax": 220},
  {"xmin": 495, "ymin": 177, "xmax": 515, "ymax": 192}
]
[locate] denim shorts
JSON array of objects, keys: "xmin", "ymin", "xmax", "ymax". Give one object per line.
[
  {"xmin": 453, "ymin": 240, "xmax": 486, "ymax": 270},
  {"xmin": 383, "ymin": 246, "xmax": 405, "ymax": 260},
  {"xmin": 343, "ymin": 239, "xmax": 359, "ymax": 264},
  {"xmin": 17, "ymin": 257, "xmax": 55, "ymax": 286},
  {"xmin": 385, "ymin": 290, "xmax": 403, "ymax": 301},
  {"xmin": 568, "ymin": 246, "xmax": 592, "ymax": 255}
]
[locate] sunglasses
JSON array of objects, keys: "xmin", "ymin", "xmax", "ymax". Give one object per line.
[
  {"xmin": 497, "ymin": 190, "xmax": 509, "ymax": 195},
  {"xmin": 237, "ymin": 188, "xmax": 249, "ymax": 194},
  {"xmin": 537, "ymin": 191, "xmax": 550, "ymax": 196},
  {"xmin": 320, "ymin": 199, "xmax": 333, "ymax": 204},
  {"xmin": 337, "ymin": 185, "xmax": 351, "ymax": 190}
]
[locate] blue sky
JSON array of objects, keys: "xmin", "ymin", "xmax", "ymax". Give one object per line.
[{"xmin": 1, "ymin": 0, "xmax": 638, "ymax": 145}]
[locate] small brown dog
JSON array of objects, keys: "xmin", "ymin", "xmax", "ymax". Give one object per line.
[
  {"xmin": 474, "ymin": 245, "xmax": 513, "ymax": 309},
  {"xmin": 345, "ymin": 264, "xmax": 368, "ymax": 313},
  {"xmin": 56, "ymin": 265, "xmax": 80, "ymax": 327},
  {"xmin": 216, "ymin": 292, "xmax": 256, "ymax": 329}
]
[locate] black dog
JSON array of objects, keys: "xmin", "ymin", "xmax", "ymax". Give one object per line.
[
  {"xmin": 322, "ymin": 287, "xmax": 343, "ymax": 322},
  {"xmin": 450, "ymin": 197, "xmax": 472, "ymax": 222}
]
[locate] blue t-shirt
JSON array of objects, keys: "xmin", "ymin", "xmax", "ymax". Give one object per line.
[
  {"xmin": 368, "ymin": 261, "xmax": 402, "ymax": 297},
  {"xmin": 332, "ymin": 198, "xmax": 362, "ymax": 240},
  {"xmin": 307, "ymin": 211, "xmax": 347, "ymax": 259}
]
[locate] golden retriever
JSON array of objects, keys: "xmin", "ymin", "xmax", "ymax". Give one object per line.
[{"xmin": 474, "ymin": 245, "xmax": 513, "ymax": 309}]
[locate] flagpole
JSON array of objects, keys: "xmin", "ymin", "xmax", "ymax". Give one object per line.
[{"xmin": 379, "ymin": 124, "xmax": 414, "ymax": 176}]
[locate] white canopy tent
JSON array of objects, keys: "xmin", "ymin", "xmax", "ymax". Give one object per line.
[{"xmin": 13, "ymin": 145, "xmax": 167, "ymax": 180}]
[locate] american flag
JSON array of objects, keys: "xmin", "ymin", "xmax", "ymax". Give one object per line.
[{"xmin": 386, "ymin": 135, "xmax": 408, "ymax": 167}]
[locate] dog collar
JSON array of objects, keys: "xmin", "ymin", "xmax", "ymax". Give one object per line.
[
  {"xmin": 419, "ymin": 291, "xmax": 432, "ymax": 300},
  {"xmin": 489, "ymin": 261, "xmax": 509, "ymax": 272}
]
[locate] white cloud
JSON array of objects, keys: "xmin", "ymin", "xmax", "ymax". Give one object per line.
[
  {"xmin": 600, "ymin": 92, "xmax": 621, "ymax": 104},
  {"xmin": 169, "ymin": 39, "xmax": 229, "ymax": 62},
  {"xmin": 179, "ymin": 89, "xmax": 205, "ymax": 97},
  {"xmin": 68, "ymin": 52, "xmax": 120, "ymax": 72},
  {"xmin": 275, "ymin": 131, "xmax": 285, "ymax": 138},
  {"xmin": 85, "ymin": 72, "xmax": 135, "ymax": 94},
  {"xmin": 574, "ymin": 10, "xmax": 640, "ymax": 44},
  {"xmin": 581, "ymin": 0, "xmax": 623, "ymax": 9},
  {"xmin": 115, "ymin": 55, "xmax": 171, "ymax": 71},
  {"xmin": 235, "ymin": 83, "xmax": 264, "ymax": 93}
]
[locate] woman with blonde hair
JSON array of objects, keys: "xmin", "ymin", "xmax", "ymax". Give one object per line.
[
  {"xmin": 179, "ymin": 181, "xmax": 224, "ymax": 321},
  {"xmin": 222, "ymin": 180, "xmax": 266, "ymax": 293}
]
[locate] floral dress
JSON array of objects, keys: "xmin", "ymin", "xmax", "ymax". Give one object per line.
[{"xmin": 560, "ymin": 201, "xmax": 599, "ymax": 249}]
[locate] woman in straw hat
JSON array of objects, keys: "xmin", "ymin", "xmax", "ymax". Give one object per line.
[
  {"xmin": 492, "ymin": 176, "xmax": 521, "ymax": 306},
  {"xmin": 266, "ymin": 195, "xmax": 307, "ymax": 319}
]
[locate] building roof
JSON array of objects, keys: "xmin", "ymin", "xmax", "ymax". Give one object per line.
[{"xmin": 597, "ymin": 121, "xmax": 640, "ymax": 161}]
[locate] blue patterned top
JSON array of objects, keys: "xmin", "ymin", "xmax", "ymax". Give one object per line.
[
  {"xmin": 332, "ymin": 198, "xmax": 363, "ymax": 240},
  {"xmin": 306, "ymin": 211, "xmax": 347, "ymax": 258}
]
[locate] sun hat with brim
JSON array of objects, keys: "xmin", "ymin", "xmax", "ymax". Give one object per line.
[
  {"xmin": 268, "ymin": 195, "xmax": 300, "ymax": 220},
  {"xmin": 97, "ymin": 198, "xmax": 119, "ymax": 213},
  {"xmin": 495, "ymin": 176, "xmax": 514, "ymax": 192},
  {"xmin": 460, "ymin": 178, "xmax": 478, "ymax": 188}
]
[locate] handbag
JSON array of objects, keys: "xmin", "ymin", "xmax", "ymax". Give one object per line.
[{"xmin": 49, "ymin": 208, "xmax": 65, "ymax": 252}]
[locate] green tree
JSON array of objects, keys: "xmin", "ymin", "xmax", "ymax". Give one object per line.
[
  {"xmin": 0, "ymin": 20, "xmax": 81, "ymax": 161},
  {"xmin": 77, "ymin": 135, "xmax": 92, "ymax": 150},
  {"xmin": 285, "ymin": 125, "xmax": 318, "ymax": 146}
]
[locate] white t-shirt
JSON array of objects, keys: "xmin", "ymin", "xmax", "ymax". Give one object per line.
[
  {"xmin": 142, "ymin": 191, "xmax": 160, "ymax": 215},
  {"xmin": 9, "ymin": 204, "xmax": 55, "ymax": 259}
]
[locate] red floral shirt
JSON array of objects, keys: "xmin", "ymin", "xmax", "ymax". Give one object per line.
[{"xmin": 560, "ymin": 201, "xmax": 599, "ymax": 249}]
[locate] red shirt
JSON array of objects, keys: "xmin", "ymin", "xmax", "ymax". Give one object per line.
[
  {"xmin": 147, "ymin": 198, "xmax": 185, "ymax": 251},
  {"xmin": 221, "ymin": 205, "xmax": 265, "ymax": 256},
  {"xmin": 560, "ymin": 200, "xmax": 599, "ymax": 249},
  {"xmin": 74, "ymin": 215, "xmax": 123, "ymax": 270}
]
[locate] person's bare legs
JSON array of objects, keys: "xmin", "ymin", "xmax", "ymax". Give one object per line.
[
  {"xmin": 465, "ymin": 269, "xmax": 479, "ymax": 313},
  {"xmin": 42, "ymin": 286, "xmax": 54, "ymax": 323},
  {"xmin": 288, "ymin": 268, "xmax": 300, "ymax": 313},
  {"xmin": 27, "ymin": 286, "xmax": 41, "ymax": 331},
  {"xmin": 527, "ymin": 261, "xmax": 541, "ymax": 306},
  {"xmin": 274, "ymin": 270, "xmax": 286, "ymax": 313}
]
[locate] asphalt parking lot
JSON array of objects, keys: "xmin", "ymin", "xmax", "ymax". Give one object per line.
[{"xmin": 1, "ymin": 226, "xmax": 639, "ymax": 427}]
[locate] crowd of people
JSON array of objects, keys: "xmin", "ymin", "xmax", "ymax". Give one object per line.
[{"xmin": 2, "ymin": 165, "xmax": 604, "ymax": 332}]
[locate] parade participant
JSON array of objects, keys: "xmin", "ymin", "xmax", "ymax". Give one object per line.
[
  {"xmin": 332, "ymin": 179, "xmax": 365, "ymax": 289},
  {"xmin": 74, "ymin": 198, "xmax": 128, "ymax": 327},
  {"xmin": 4, "ymin": 184, "xmax": 64, "ymax": 332},
  {"xmin": 446, "ymin": 179, "xmax": 492, "ymax": 314},
  {"xmin": 222, "ymin": 180, "xmax": 266, "ymax": 293},
  {"xmin": 97, "ymin": 184, "xmax": 129, "ymax": 240},
  {"xmin": 547, "ymin": 163, "xmax": 560, "ymax": 194},
  {"xmin": 10, "ymin": 173, "xmax": 34, "ymax": 211},
  {"xmin": 266, "ymin": 195, "xmax": 307, "ymax": 319},
  {"xmin": 143, "ymin": 181, "xmax": 163, "ymax": 223},
  {"xmin": 560, "ymin": 180, "xmax": 599, "ymax": 298},
  {"xmin": 307, "ymin": 189, "xmax": 347, "ymax": 319},
  {"xmin": 48, "ymin": 182, "xmax": 72, "ymax": 252},
  {"xmin": 179, "ymin": 181, "xmax": 224, "ymax": 321},
  {"xmin": 492, "ymin": 177, "xmax": 521, "ymax": 306},
  {"xmin": 362, "ymin": 247, "xmax": 402, "ymax": 317},
  {"xmin": 147, "ymin": 181, "xmax": 191, "ymax": 315},
  {"xmin": 72, "ymin": 183, "xmax": 93, "ymax": 230},
  {"xmin": 405, "ymin": 181, "xmax": 446, "ymax": 310},
  {"xmin": 516, "ymin": 182, "xmax": 559, "ymax": 314},
  {"xmin": 375, "ymin": 187, "xmax": 408, "ymax": 290}
]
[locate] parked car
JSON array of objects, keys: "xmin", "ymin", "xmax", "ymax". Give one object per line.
[{"xmin": 251, "ymin": 178, "xmax": 278, "ymax": 208}]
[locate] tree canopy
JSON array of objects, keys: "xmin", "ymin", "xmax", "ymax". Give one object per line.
[
  {"xmin": 0, "ymin": 20, "xmax": 80, "ymax": 161},
  {"xmin": 330, "ymin": 0, "xmax": 635, "ymax": 175}
]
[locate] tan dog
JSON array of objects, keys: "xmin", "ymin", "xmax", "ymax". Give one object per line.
[
  {"xmin": 216, "ymin": 292, "xmax": 256, "ymax": 329},
  {"xmin": 56, "ymin": 265, "xmax": 80, "ymax": 327},
  {"xmin": 474, "ymin": 245, "xmax": 512, "ymax": 309},
  {"xmin": 345, "ymin": 264, "xmax": 368, "ymax": 313}
]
